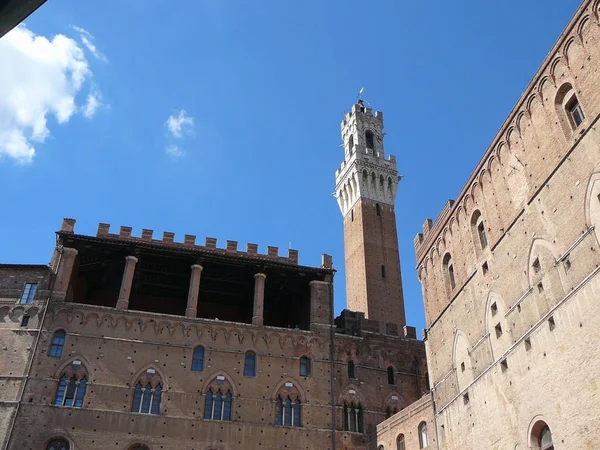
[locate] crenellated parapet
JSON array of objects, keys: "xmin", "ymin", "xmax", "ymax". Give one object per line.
[
  {"xmin": 414, "ymin": 0, "xmax": 600, "ymax": 283},
  {"xmin": 58, "ymin": 218, "xmax": 325, "ymax": 268},
  {"xmin": 334, "ymin": 100, "xmax": 400, "ymax": 216}
]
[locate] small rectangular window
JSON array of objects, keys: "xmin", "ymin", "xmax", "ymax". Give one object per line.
[
  {"xmin": 525, "ymin": 337, "xmax": 532, "ymax": 351},
  {"xmin": 495, "ymin": 323, "xmax": 503, "ymax": 338},
  {"xmin": 19, "ymin": 283, "xmax": 38, "ymax": 304},
  {"xmin": 482, "ymin": 261, "xmax": 489, "ymax": 275},
  {"xmin": 548, "ymin": 316, "xmax": 556, "ymax": 331},
  {"xmin": 300, "ymin": 357, "xmax": 310, "ymax": 377},
  {"xmin": 448, "ymin": 264, "xmax": 456, "ymax": 290},
  {"xmin": 381, "ymin": 265, "xmax": 386, "ymax": 278},
  {"xmin": 21, "ymin": 315, "xmax": 30, "ymax": 327},
  {"xmin": 491, "ymin": 302, "xmax": 498, "ymax": 315},
  {"xmin": 460, "ymin": 362, "xmax": 465, "ymax": 372},
  {"xmin": 463, "ymin": 393, "xmax": 469, "ymax": 405},
  {"xmin": 567, "ymin": 97, "xmax": 585, "ymax": 128},
  {"xmin": 477, "ymin": 222, "xmax": 488, "ymax": 249},
  {"xmin": 537, "ymin": 282, "xmax": 544, "ymax": 293},
  {"xmin": 564, "ymin": 257, "xmax": 571, "ymax": 273},
  {"xmin": 500, "ymin": 359, "xmax": 508, "ymax": 372},
  {"xmin": 532, "ymin": 258, "xmax": 541, "ymax": 274}
]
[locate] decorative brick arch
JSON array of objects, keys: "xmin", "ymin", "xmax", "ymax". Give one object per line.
[
  {"xmin": 584, "ymin": 172, "xmax": 600, "ymax": 245},
  {"xmin": 452, "ymin": 330, "xmax": 472, "ymax": 392},
  {"xmin": 271, "ymin": 377, "xmax": 306, "ymax": 403},
  {"xmin": 129, "ymin": 365, "xmax": 167, "ymax": 391},
  {"xmin": 54, "ymin": 356, "xmax": 93, "ymax": 382},
  {"xmin": 201, "ymin": 370, "xmax": 238, "ymax": 397}
]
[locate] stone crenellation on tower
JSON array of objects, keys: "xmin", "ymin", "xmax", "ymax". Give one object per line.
[{"xmin": 335, "ymin": 100, "xmax": 406, "ymax": 333}]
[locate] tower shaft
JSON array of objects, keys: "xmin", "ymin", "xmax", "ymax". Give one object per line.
[{"xmin": 335, "ymin": 101, "xmax": 406, "ymax": 331}]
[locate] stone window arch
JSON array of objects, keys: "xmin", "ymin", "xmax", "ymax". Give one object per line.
[
  {"xmin": 54, "ymin": 360, "xmax": 88, "ymax": 408},
  {"xmin": 343, "ymin": 401, "xmax": 364, "ymax": 433},
  {"xmin": 46, "ymin": 438, "xmax": 70, "ymax": 450},
  {"xmin": 396, "ymin": 434, "xmax": 406, "ymax": 450},
  {"xmin": 418, "ymin": 421, "xmax": 429, "ymax": 448},
  {"xmin": 131, "ymin": 368, "xmax": 163, "ymax": 415},
  {"xmin": 453, "ymin": 330, "xmax": 473, "ymax": 392},
  {"xmin": 273, "ymin": 380, "xmax": 304, "ymax": 427},
  {"xmin": 49, "ymin": 330, "xmax": 66, "ymax": 358},
  {"xmin": 204, "ymin": 376, "xmax": 233, "ymax": 421},
  {"xmin": 191, "ymin": 346, "xmax": 204, "ymax": 372}
]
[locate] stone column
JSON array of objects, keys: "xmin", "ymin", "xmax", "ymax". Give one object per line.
[
  {"xmin": 252, "ymin": 273, "xmax": 267, "ymax": 325},
  {"xmin": 52, "ymin": 247, "xmax": 78, "ymax": 301},
  {"xmin": 116, "ymin": 255, "xmax": 138, "ymax": 310},
  {"xmin": 185, "ymin": 264, "xmax": 203, "ymax": 317}
]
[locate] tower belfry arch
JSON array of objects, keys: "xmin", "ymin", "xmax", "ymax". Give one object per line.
[{"xmin": 334, "ymin": 100, "xmax": 406, "ymax": 332}]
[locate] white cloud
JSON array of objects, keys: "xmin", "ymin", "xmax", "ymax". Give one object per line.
[
  {"xmin": 0, "ymin": 24, "xmax": 101, "ymax": 164},
  {"xmin": 83, "ymin": 91, "xmax": 101, "ymax": 119},
  {"xmin": 166, "ymin": 145, "xmax": 184, "ymax": 158},
  {"xmin": 165, "ymin": 110, "xmax": 194, "ymax": 138},
  {"xmin": 70, "ymin": 25, "xmax": 107, "ymax": 62}
]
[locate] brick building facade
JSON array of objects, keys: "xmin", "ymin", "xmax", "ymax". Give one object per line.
[
  {"xmin": 376, "ymin": 0, "xmax": 600, "ymax": 449},
  {"xmin": 0, "ymin": 214, "xmax": 426, "ymax": 449}
]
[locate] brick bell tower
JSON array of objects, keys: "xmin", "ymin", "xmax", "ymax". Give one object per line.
[{"xmin": 334, "ymin": 99, "xmax": 406, "ymax": 332}]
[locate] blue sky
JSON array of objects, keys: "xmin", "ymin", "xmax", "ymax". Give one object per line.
[{"xmin": 0, "ymin": 0, "xmax": 580, "ymax": 333}]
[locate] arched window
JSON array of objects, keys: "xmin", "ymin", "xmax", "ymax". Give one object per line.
[
  {"xmin": 275, "ymin": 395, "xmax": 302, "ymax": 427},
  {"xmin": 343, "ymin": 402, "xmax": 364, "ymax": 433},
  {"xmin": 204, "ymin": 383, "xmax": 233, "ymax": 422},
  {"xmin": 471, "ymin": 210, "xmax": 487, "ymax": 249},
  {"xmin": 397, "ymin": 434, "xmax": 406, "ymax": 450},
  {"xmin": 418, "ymin": 421, "xmax": 429, "ymax": 448},
  {"xmin": 387, "ymin": 366, "xmax": 395, "ymax": 385},
  {"xmin": 128, "ymin": 445, "xmax": 150, "ymax": 450},
  {"xmin": 244, "ymin": 351, "xmax": 256, "ymax": 377},
  {"xmin": 131, "ymin": 368, "xmax": 162, "ymax": 415},
  {"xmin": 349, "ymin": 135, "xmax": 354, "ymax": 155},
  {"xmin": 566, "ymin": 96, "xmax": 585, "ymax": 128},
  {"xmin": 556, "ymin": 83, "xmax": 585, "ymax": 134},
  {"xmin": 365, "ymin": 130, "xmax": 375, "ymax": 150},
  {"xmin": 299, "ymin": 356, "xmax": 310, "ymax": 377},
  {"xmin": 55, "ymin": 374, "xmax": 87, "ymax": 407},
  {"xmin": 46, "ymin": 438, "xmax": 69, "ymax": 450},
  {"xmin": 49, "ymin": 330, "xmax": 66, "ymax": 358},
  {"xmin": 54, "ymin": 360, "xmax": 88, "ymax": 408},
  {"xmin": 443, "ymin": 253, "xmax": 456, "ymax": 291},
  {"xmin": 378, "ymin": 446, "xmax": 385, "ymax": 450},
  {"xmin": 531, "ymin": 421, "xmax": 554, "ymax": 450},
  {"xmin": 191, "ymin": 346, "xmax": 204, "ymax": 372},
  {"xmin": 539, "ymin": 425, "xmax": 554, "ymax": 450},
  {"xmin": 348, "ymin": 360, "xmax": 356, "ymax": 379},
  {"xmin": 385, "ymin": 406, "xmax": 398, "ymax": 418}
]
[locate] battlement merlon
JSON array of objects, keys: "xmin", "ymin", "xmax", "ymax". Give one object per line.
[
  {"xmin": 56, "ymin": 219, "xmax": 334, "ymax": 270},
  {"xmin": 413, "ymin": 199, "xmax": 455, "ymax": 264},
  {"xmin": 341, "ymin": 102, "xmax": 384, "ymax": 128}
]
